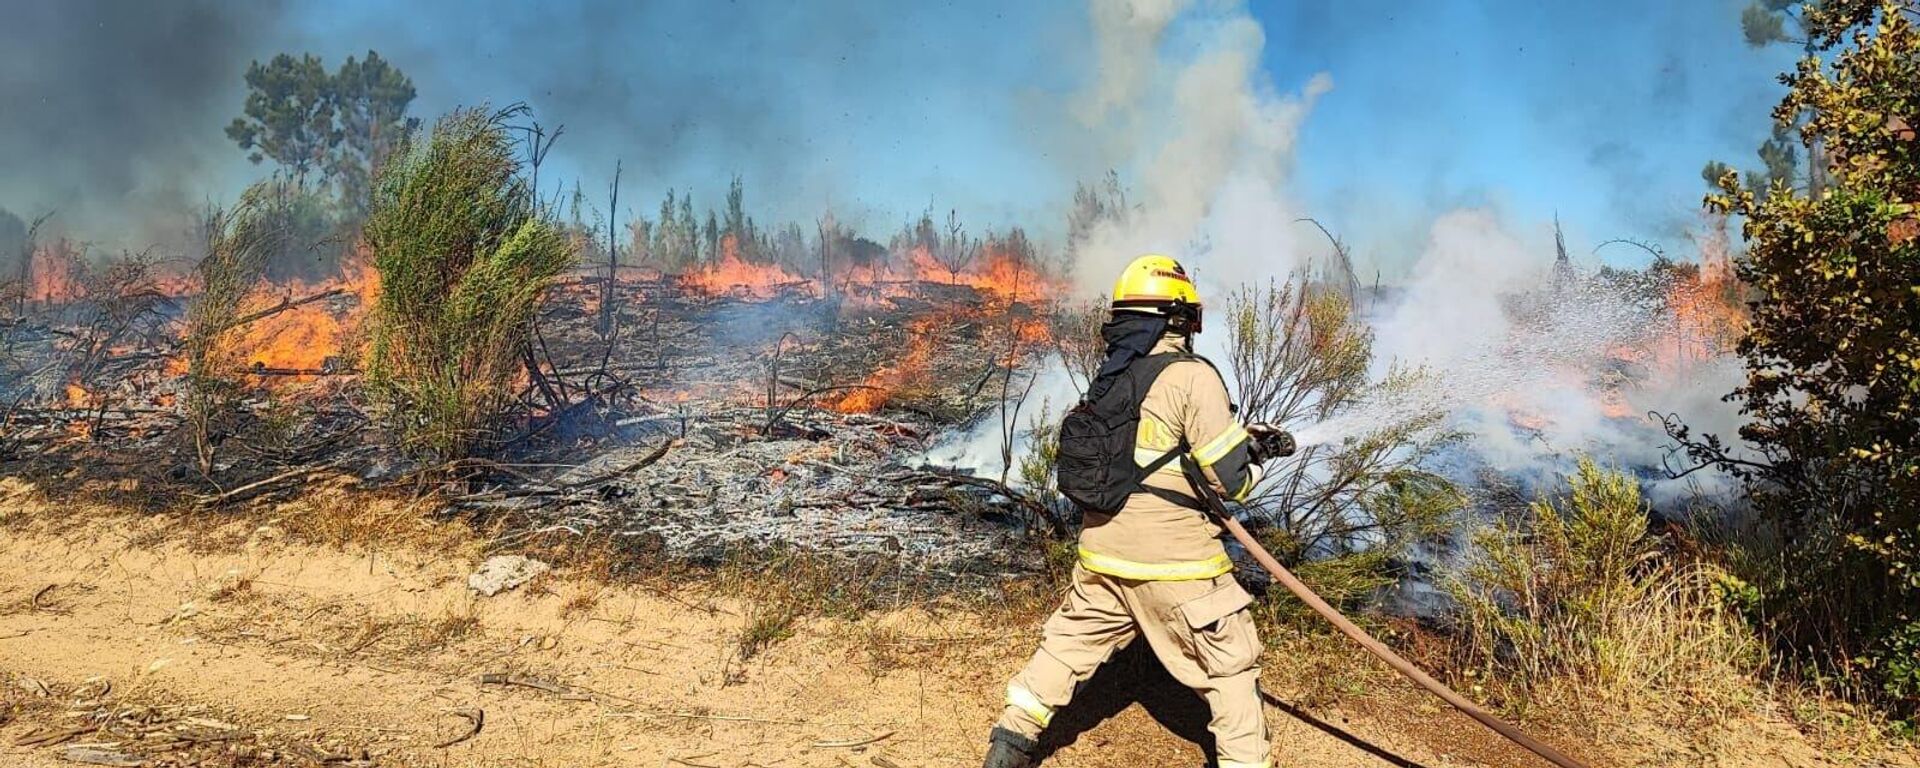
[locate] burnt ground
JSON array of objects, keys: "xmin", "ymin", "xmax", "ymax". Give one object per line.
[{"xmin": 1, "ymin": 274, "xmax": 1064, "ymax": 583}]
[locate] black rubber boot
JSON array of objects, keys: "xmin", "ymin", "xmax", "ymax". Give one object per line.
[{"xmin": 981, "ymin": 726, "xmax": 1039, "ymax": 768}]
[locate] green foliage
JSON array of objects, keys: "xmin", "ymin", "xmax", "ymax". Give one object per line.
[
  {"xmin": 364, "ymin": 106, "xmax": 574, "ymax": 462},
  {"xmin": 226, "ymin": 50, "xmax": 417, "ymax": 211},
  {"xmin": 1221, "ymin": 279, "xmax": 1461, "ymax": 625},
  {"xmin": 1700, "ymin": 0, "xmax": 1920, "ymax": 714},
  {"xmin": 1712, "ymin": 3, "xmax": 1822, "ymax": 194},
  {"xmin": 182, "ymin": 189, "xmax": 281, "ymax": 477},
  {"xmin": 1224, "ymin": 281, "xmax": 1457, "ymax": 559},
  {"xmin": 1743, "ymin": 2, "xmax": 1796, "ymax": 47},
  {"xmin": 226, "ymin": 53, "xmax": 337, "ymax": 178},
  {"xmin": 330, "ymin": 51, "xmax": 421, "ymax": 216},
  {"xmin": 1450, "ymin": 460, "xmax": 1764, "ymax": 720}
]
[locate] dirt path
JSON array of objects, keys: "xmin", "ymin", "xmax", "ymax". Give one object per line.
[{"xmin": 0, "ymin": 497, "xmax": 1903, "ymax": 767}]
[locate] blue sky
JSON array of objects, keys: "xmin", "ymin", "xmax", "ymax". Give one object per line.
[
  {"xmin": 1257, "ymin": 2, "xmax": 1799, "ymax": 269},
  {"xmin": 1, "ymin": 1, "xmax": 1804, "ymax": 274}
]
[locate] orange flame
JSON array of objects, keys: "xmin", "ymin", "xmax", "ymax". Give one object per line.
[
  {"xmin": 684, "ymin": 235, "xmax": 809, "ymax": 299},
  {"xmin": 831, "ymin": 314, "xmax": 942, "ymax": 413},
  {"xmin": 225, "ymin": 251, "xmax": 380, "ymax": 377},
  {"xmin": 22, "ymin": 240, "xmax": 88, "ymax": 305},
  {"xmin": 63, "ymin": 382, "xmax": 92, "ymax": 409},
  {"xmin": 680, "ymin": 235, "xmax": 1060, "ymax": 307}
]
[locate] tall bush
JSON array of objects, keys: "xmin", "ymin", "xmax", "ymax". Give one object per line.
[
  {"xmin": 1693, "ymin": 0, "xmax": 1920, "ymax": 708},
  {"xmin": 364, "ymin": 106, "xmax": 573, "ymax": 461},
  {"xmin": 181, "ymin": 191, "xmax": 279, "ymax": 477},
  {"xmin": 1222, "ymin": 279, "xmax": 1459, "ymax": 617}
]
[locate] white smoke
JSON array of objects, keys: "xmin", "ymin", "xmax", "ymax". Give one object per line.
[
  {"xmin": 1069, "ymin": 0, "xmax": 1333, "ymax": 296},
  {"xmin": 936, "ymin": 0, "xmax": 1752, "ymax": 506}
]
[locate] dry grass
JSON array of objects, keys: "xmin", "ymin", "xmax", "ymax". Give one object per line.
[
  {"xmin": 411, "ymin": 598, "xmax": 482, "ymax": 651},
  {"xmin": 269, "ymin": 486, "xmax": 477, "ymax": 556},
  {"xmin": 716, "ymin": 547, "xmax": 901, "ymax": 662},
  {"xmin": 1448, "ymin": 459, "xmax": 1768, "ymax": 736},
  {"xmin": 202, "ymin": 568, "xmax": 258, "ymax": 605}
]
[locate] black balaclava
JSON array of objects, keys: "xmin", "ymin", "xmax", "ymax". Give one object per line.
[{"xmin": 1085, "ymin": 312, "xmax": 1174, "ymax": 402}]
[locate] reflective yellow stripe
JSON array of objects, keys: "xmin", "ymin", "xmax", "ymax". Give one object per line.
[
  {"xmin": 1230, "ymin": 463, "xmax": 1265, "ymax": 502},
  {"xmin": 1219, "ymin": 761, "xmax": 1270, "ymax": 768},
  {"xmin": 1077, "ymin": 547, "xmax": 1233, "ymax": 581},
  {"xmin": 1193, "ymin": 423, "xmax": 1250, "ymax": 467},
  {"xmin": 1231, "ymin": 471, "xmax": 1256, "ymax": 502},
  {"xmin": 1005, "ymin": 683, "xmax": 1053, "ymax": 727},
  {"xmin": 1133, "ymin": 446, "xmax": 1184, "ymax": 475}
]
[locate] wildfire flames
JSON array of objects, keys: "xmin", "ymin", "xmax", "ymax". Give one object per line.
[
  {"xmin": 831, "ymin": 314, "xmax": 942, "ymax": 413},
  {"xmin": 685, "ymin": 235, "xmax": 1058, "ymax": 307},
  {"xmin": 226, "ymin": 255, "xmax": 381, "ymax": 375}
]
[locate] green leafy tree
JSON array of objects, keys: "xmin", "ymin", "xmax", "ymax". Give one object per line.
[
  {"xmin": 678, "ymin": 195, "xmax": 698, "ymax": 263},
  {"xmin": 226, "ymin": 54, "xmax": 338, "ymax": 180},
  {"xmin": 226, "ymin": 50, "xmax": 416, "ymax": 209},
  {"xmin": 1701, "ymin": 0, "xmax": 1920, "ymax": 709},
  {"xmin": 329, "ymin": 50, "xmax": 419, "ymax": 214},
  {"xmin": 1742, "ymin": 0, "xmax": 1806, "ymax": 46},
  {"xmin": 724, "ymin": 174, "xmax": 750, "ymax": 257},
  {"xmin": 1706, "ymin": 2, "xmax": 1833, "ymax": 195}
]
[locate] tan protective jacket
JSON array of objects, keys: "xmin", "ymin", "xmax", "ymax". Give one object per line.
[{"xmin": 1075, "ymin": 333, "xmax": 1262, "ymax": 581}]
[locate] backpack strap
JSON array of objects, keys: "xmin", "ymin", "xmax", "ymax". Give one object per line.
[{"xmin": 1124, "ymin": 356, "xmax": 1209, "ymax": 511}]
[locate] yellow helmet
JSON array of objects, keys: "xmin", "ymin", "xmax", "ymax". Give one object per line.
[{"xmin": 1111, "ymin": 254, "xmax": 1203, "ymax": 331}]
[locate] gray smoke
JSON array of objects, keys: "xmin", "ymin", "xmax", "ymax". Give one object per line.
[
  {"xmin": 310, "ymin": 0, "xmax": 1081, "ymax": 231},
  {"xmin": 0, "ymin": 1, "xmax": 289, "ymax": 250}
]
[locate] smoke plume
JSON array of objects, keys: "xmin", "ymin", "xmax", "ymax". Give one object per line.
[
  {"xmin": 1068, "ymin": 0, "xmax": 1333, "ymax": 295},
  {"xmin": 0, "ymin": 1, "xmax": 288, "ymax": 250},
  {"xmin": 1033, "ymin": 0, "xmax": 1750, "ymax": 502}
]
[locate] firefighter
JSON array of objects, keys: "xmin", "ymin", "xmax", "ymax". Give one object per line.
[{"xmin": 982, "ymin": 254, "xmax": 1285, "ymax": 768}]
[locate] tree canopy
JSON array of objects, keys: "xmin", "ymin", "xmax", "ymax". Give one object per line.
[
  {"xmin": 1704, "ymin": 0, "xmax": 1920, "ymax": 708},
  {"xmin": 225, "ymin": 50, "xmax": 418, "ymax": 206}
]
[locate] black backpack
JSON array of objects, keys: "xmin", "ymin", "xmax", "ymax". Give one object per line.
[{"xmin": 1055, "ymin": 353, "xmax": 1192, "ymax": 513}]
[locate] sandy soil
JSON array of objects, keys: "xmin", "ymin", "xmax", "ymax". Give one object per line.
[{"xmin": 0, "ymin": 489, "xmax": 1910, "ymax": 768}]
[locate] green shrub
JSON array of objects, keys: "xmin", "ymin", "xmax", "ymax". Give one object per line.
[
  {"xmin": 1687, "ymin": 2, "xmax": 1920, "ymax": 715},
  {"xmin": 1450, "ymin": 459, "xmax": 1764, "ymax": 724},
  {"xmin": 181, "ymin": 189, "xmax": 280, "ymax": 477},
  {"xmin": 364, "ymin": 106, "xmax": 574, "ymax": 461}
]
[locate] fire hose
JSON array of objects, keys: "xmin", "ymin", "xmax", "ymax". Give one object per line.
[{"xmin": 1183, "ymin": 451, "xmax": 1590, "ymax": 768}]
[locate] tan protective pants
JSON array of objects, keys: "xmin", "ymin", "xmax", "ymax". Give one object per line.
[{"xmin": 996, "ymin": 565, "xmax": 1270, "ymax": 768}]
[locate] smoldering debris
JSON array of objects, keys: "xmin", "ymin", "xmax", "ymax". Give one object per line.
[{"xmin": 0, "ymin": 254, "xmax": 1065, "ymax": 582}]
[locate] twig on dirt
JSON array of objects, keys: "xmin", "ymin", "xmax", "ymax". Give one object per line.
[
  {"xmin": 606, "ymin": 710, "xmax": 872, "ymax": 728},
  {"xmin": 194, "ymin": 462, "xmax": 345, "ymax": 509},
  {"xmin": 60, "ymin": 745, "xmax": 145, "ymax": 767},
  {"xmin": 813, "ymin": 731, "xmax": 894, "ymax": 749},
  {"xmin": 30, "ymin": 583, "xmax": 58, "ymax": 611},
  {"xmin": 551, "ymin": 438, "xmax": 673, "ymax": 490},
  {"xmin": 433, "ymin": 707, "xmax": 485, "ymax": 748},
  {"xmin": 475, "ymin": 672, "xmax": 570, "ymax": 695},
  {"xmin": 14, "ymin": 723, "xmax": 96, "ymax": 747},
  {"xmin": 870, "ymin": 756, "xmax": 904, "ymax": 768}
]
